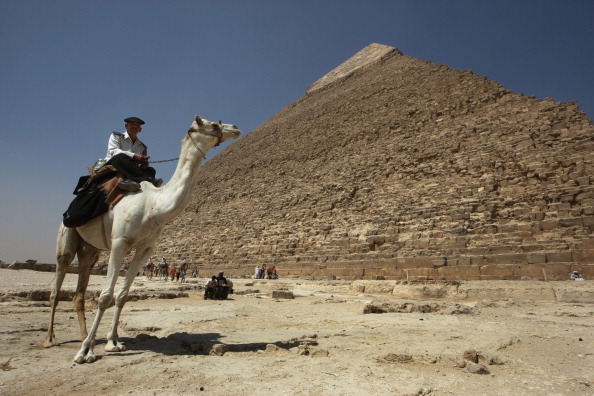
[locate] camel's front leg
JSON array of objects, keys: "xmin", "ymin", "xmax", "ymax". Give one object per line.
[
  {"xmin": 105, "ymin": 247, "xmax": 152, "ymax": 353},
  {"xmin": 74, "ymin": 243, "xmax": 124, "ymax": 364}
]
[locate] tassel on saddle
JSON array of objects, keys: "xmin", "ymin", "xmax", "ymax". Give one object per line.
[
  {"xmin": 100, "ymin": 174, "xmax": 127, "ymax": 207},
  {"xmin": 82, "ymin": 165, "xmax": 129, "ymax": 207}
]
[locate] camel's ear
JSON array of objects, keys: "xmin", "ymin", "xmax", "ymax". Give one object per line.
[{"xmin": 195, "ymin": 115, "xmax": 203, "ymax": 126}]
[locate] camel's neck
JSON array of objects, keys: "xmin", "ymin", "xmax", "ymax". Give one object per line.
[{"xmin": 153, "ymin": 135, "xmax": 212, "ymax": 222}]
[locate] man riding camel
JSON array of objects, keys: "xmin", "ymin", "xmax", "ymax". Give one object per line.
[{"xmin": 103, "ymin": 116, "xmax": 163, "ymax": 191}]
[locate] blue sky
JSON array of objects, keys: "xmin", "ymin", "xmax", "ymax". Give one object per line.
[{"xmin": 1, "ymin": 0, "xmax": 593, "ymax": 263}]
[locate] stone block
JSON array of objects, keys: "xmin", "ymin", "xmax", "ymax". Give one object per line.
[
  {"xmin": 542, "ymin": 220, "xmax": 559, "ymax": 230},
  {"xmin": 484, "ymin": 254, "xmax": 527, "ymax": 265},
  {"xmin": 392, "ymin": 281, "xmax": 459, "ymax": 299},
  {"xmin": 357, "ymin": 281, "xmax": 398, "ymax": 295},
  {"xmin": 559, "ymin": 218, "xmax": 584, "ymax": 227},
  {"xmin": 458, "ymin": 280, "xmax": 556, "ymax": 301},
  {"xmin": 545, "ymin": 252, "xmax": 573, "ymax": 263},
  {"xmin": 572, "ymin": 249, "xmax": 594, "ymax": 264},
  {"xmin": 398, "ymin": 257, "xmax": 439, "ymax": 269},
  {"xmin": 489, "ymin": 245, "xmax": 518, "ymax": 254},
  {"xmin": 406, "ymin": 267, "xmax": 439, "ymax": 280},
  {"xmin": 479, "ymin": 265, "xmax": 517, "ymax": 279},
  {"xmin": 437, "ymin": 266, "xmax": 481, "ymax": 280},
  {"xmin": 526, "ymin": 253, "xmax": 546, "ymax": 264},
  {"xmin": 271, "ymin": 290, "xmax": 295, "ymax": 299},
  {"xmin": 515, "ymin": 264, "xmax": 545, "ymax": 280},
  {"xmin": 542, "ymin": 264, "xmax": 572, "ymax": 280}
]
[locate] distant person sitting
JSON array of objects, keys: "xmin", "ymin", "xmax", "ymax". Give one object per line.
[
  {"xmin": 101, "ymin": 116, "xmax": 162, "ymax": 192},
  {"xmin": 570, "ymin": 271, "xmax": 584, "ymax": 281},
  {"xmin": 204, "ymin": 276, "xmax": 218, "ymax": 299},
  {"xmin": 215, "ymin": 271, "xmax": 230, "ymax": 300}
]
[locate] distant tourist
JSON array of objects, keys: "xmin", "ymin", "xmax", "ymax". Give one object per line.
[
  {"xmin": 570, "ymin": 271, "xmax": 584, "ymax": 281},
  {"xmin": 204, "ymin": 276, "xmax": 218, "ymax": 299}
]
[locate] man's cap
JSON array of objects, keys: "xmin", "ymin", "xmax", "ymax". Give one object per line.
[
  {"xmin": 219, "ymin": 271, "xmax": 224, "ymax": 275},
  {"xmin": 124, "ymin": 116, "xmax": 145, "ymax": 125}
]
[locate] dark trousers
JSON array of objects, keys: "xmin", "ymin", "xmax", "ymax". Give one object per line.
[{"xmin": 106, "ymin": 153, "xmax": 156, "ymax": 183}]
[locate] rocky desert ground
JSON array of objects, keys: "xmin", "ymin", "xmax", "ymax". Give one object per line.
[{"xmin": 0, "ymin": 268, "xmax": 592, "ymax": 396}]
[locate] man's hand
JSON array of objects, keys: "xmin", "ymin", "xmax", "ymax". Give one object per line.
[{"xmin": 133, "ymin": 154, "xmax": 150, "ymax": 168}]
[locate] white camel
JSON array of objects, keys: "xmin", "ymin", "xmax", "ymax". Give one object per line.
[{"xmin": 43, "ymin": 116, "xmax": 240, "ymax": 363}]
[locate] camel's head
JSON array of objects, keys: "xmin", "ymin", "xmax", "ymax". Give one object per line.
[{"xmin": 187, "ymin": 115, "xmax": 241, "ymax": 147}]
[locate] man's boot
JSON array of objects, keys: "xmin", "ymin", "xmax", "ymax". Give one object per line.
[{"xmin": 118, "ymin": 179, "xmax": 141, "ymax": 192}]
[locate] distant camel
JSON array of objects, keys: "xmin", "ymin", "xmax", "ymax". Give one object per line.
[{"xmin": 43, "ymin": 116, "xmax": 240, "ymax": 363}]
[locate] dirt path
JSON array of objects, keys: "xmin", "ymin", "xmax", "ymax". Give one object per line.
[{"xmin": 0, "ymin": 269, "xmax": 592, "ymax": 395}]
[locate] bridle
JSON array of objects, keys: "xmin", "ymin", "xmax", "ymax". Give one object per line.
[
  {"xmin": 149, "ymin": 122, "xmax": 225, "ymax": 164},
  {"xmin": 186, "ymin": 123, "xmax": 223, "ymax": 160}
]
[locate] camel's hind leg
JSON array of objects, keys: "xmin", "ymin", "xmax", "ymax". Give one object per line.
[
  {"xmin": 73, "ymin": 240, "xmax": 100, "ymax": 341},
  {"xmin": 43, "ymin": 224, "xmax": 79, "ymax": 348}
]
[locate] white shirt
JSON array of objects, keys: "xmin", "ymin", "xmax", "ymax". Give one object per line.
[{"xmin": 104, "ymin": 131, "xmax": 148, "ymax": 161}]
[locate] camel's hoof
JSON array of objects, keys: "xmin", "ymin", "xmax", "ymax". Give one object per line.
[
  {"xmin": 105, "ymin": 343, "xmax": 126, "ymax": 352},
  {"xmin": 85, "ymin": 354, "xmax": 97, "ymax": 363},
  {"xmin": 73, "ymin": 355, "xmax": 86, "ymax": 364},
  {"xmin": 42, "ymin": 340, "xmax": 57, "ymax": 349}
]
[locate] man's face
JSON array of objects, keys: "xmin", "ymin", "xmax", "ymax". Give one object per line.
[{"xmin": 125, "ymin": 122, "xmax": 142, "ymax": 135}]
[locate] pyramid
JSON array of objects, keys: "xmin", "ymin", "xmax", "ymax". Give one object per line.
[{"xmin": 153, "ymin": 44, "xmax": 594, "ymax": 281}]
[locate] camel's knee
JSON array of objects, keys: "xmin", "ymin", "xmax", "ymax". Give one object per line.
[
  {"xmin": 49, "ymin": 290, "xmax": 60, "ymax": 304},
  {"xmin": 97, "ymin": 293, "xmax": 114, "ymax": 310},
  {"xmin": 73, "ymin": 294, "xmax": 86, "ymax": 311},
  {"xmin": 57, "ymin": 252, "xmax": 74, "ymax": 264},
  {"xmin": 114, "ymin": 293, "xmax": 129, "ymax": 307}
]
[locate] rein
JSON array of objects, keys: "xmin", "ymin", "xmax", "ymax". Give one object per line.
[
  {"xmin": 148, "ymin": 126, "xmax": 223, "ymax": 164},
  {"xmin": 187, "ymin": 131, "xmax": 208, "ymax": 160}
]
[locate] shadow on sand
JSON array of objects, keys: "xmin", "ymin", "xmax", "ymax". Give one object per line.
[{"xmin": 122, "ymin": 331, "xmax": 318, "ymax": 356}]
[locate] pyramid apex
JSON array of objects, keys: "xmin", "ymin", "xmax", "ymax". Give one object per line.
[{"xmin": 307, "ymin": 43, "xmax": 402, "ymax": 94}]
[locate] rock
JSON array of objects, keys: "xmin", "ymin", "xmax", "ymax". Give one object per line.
[
  {"xmin": 298, "ymin": 346, "xmax": 310, "ymax": 356},
  {"xmin": 404, "ymin": 387, "xmax": 433, "ymax": 396},
  {"xmin": 271, "ymin": 290, "xmax": 294, "ymax": 299},
  {"xmin": 453, "ymin": 359, "xmax": 466, "ymax": 368},
  {"xmin": 205, "ymin": 343, "xmax": 231, "ymax": 356},
  {"xmin": 487, "ymin": 355, "xmax": 504, "ymax": 365},
  {"xmin": 380, "ymin": 353, "xmax": 414, "ymax": 363},
  {"xmin": 463, "ymin": 348, "xmax": 479, "ymax": 363},
  {"xmin": 467, "ymin": 363, "xmax": 490, "ymax": 374},
  {"xmin": 311, "ymin": 349, "xmax": 329, "ymax": 357},
  {"xmin": 497, "ymin": 336, "xmax": 521, "ymax": 350}
]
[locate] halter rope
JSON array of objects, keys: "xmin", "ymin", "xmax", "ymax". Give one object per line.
[{"xmin": 148, "ymin": 125, "xmax": 223, "ymax": 163}]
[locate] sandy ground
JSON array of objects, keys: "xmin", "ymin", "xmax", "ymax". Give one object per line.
[{"xmin": 0, "ymin": 268, "xmax": 592, "ymax": 396}]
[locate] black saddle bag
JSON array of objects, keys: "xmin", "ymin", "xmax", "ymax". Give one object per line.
[{"xmin": 62, "ymin": 176, "xmax": 109, "ymax": 228}]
